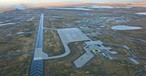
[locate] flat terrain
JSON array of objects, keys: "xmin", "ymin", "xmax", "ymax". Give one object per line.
[
  {"xmin": 0, "ymin": 5, "xmax": 146, "ymax": 76},
  {"xmin": 0, "ymin": 55, "xmax": 32, "ymax": 76}
]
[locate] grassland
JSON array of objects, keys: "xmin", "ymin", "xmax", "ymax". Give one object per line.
[
  {"xmin": 44, "ymin": 29, "xmax": 64, "ymax": 56},
  {"xmin": 0, "ymin": 9, "xmax": 38, "ymax": 76},
  {"xmin": 45, "ymin": 42, "xmax": 138, "ymax": 76},
  {"xmin": 0, "ymin": 54, "xmax": 32, "ymax": 76},
  {"xmin": 0, "ymin": 5, "xmax": 146, "ymax": 76}
]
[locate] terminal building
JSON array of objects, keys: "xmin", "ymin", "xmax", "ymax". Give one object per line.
[
  {"xmin": 73, "ymin": 40, "xmax": 117, "ymax": 68},
  {"xmin": 84, "ymin": 40, "xmax": 117, "ymax": 60}
]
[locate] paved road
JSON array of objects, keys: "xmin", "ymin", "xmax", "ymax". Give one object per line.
[
  {"xmin": 104, "ymin": 43, "xmax": 136, "ymax": 57},
  {"xmin": 30, "ymin": 14, "xmax": 46, "ymax": 76},
  {"xmin": 35, "ymin": 14, "xmax": 44, "ymax": 48},
  {"xmin": 0, "ymin": 52, "xmax": 33, "ymax": 57},
  {"xmin": 33, "ymin": 14, "xmax": 48, "ymax": 60},
  {"xmin": 30, "ymin": 60, "xmax": 44, "ymax": 76},
  {"xmin": 73, "ymin": 46, "xmax": 94, "ymax": 68}
]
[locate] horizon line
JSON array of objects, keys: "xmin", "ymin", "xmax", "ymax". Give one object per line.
[{"xmin": 0, "ymin": 2, "xmax": 146, "ymax": 10}]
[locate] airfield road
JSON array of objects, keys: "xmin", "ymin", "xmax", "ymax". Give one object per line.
[
  {"xmin": 47, "ymin": 28, "xmax": 91, "ymax": 59},
  {"xmin": 33, "ymin": 14, "xmax": 48, "ymax": 60},
  {"xmin": 30, "ymin": 14, "xmax": 47, "ymax": 76},
  {"xmin": 73, "ymin": 46, "xmax": 94, "ymax": 68},
  {"xmin": 0, "ymin": 51, "xmax": 33, "ymax": 57}
]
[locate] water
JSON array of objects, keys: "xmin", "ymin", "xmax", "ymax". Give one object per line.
[
  {"xmin": 0, "ymin": 22, "xmax": 3, "ymax": 24},
  {"xmin": 0, "ymin": 23, "xmax": 15, "ymax": 27},
  {"xmin": 135, "ymin": 12, "xmax": 146, "ymax": 15},
  {"xmin": 90, "ymin": 5, "xmax": 114, "ymax": 8},
  {"xmin": 90, "ymin": 5, "xmax": 132, "ymax": 9},
  {"xmin": 48, "ymin": 7, "xmax": 91, "ymax": 10},
  {"xmin": 0, "ymin": 11, "xmax": 4, "ymax": 13},
  {"xmin": 111, "ymin": 25, "xmax": 142, "ymax": 30},
  {"xmin": 16, "ymin": 32, "xmax": 24, "ymax": 35}
]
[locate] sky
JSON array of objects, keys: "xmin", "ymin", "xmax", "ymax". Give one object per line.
[
  {"xmin": 0, "ymin": 0, "xmax": 146, "ymax": 5},
  {"xmin": 0, "ymin": 0, "xmax": 146, "ymax": 3}
]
